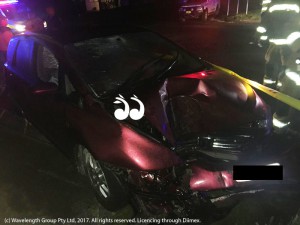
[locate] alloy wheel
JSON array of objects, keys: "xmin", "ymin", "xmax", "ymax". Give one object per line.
[
  {"xmin": 76, "ymin": 145, "xmax": 130, "ymax": 211},
  {"xmin": 83, "ymin": 147, "xmax": 110, "ymax": 199}
]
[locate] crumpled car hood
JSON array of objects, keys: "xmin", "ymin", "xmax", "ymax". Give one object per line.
[{"xmin": 141, "ymin": 69, "xmax": 270, "ymax": 143}]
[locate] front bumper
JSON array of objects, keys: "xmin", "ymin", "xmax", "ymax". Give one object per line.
[{"xmin": 179, "ymin": 9, "xmax": 203, "ymax": 20}]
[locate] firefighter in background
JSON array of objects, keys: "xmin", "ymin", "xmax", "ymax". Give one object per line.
[
  {"xmin": 257, "ymin": 0, "xmax": 300, "ymax": 133},
  {"xmin": 256, "ymin": 0, "xmax": 300, "ymax": 88},
  {"xmin": 273, "ymin": 37, "xmax": 300, "ymax": 133},
  {"xmin": 0, "ymin": 16, "xmax": 13, "ymax": 94}
]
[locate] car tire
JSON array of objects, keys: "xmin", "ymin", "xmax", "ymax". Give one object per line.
[
  {"xmin": 76, "ymin": 145, "xmax": 129, "ymax": 211},
  {"xmin": 202, "ymin": 10, "xmax": 208, "ymax": 21}
]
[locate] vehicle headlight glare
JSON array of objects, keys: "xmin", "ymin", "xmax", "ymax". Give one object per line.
[{"xmin": 15, "ymin": 24, "xmax": 26, "ymax": 32}]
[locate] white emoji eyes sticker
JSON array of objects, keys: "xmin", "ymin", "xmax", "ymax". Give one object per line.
[{"xmin": 113, "ymin": 94, "xmax": 145, "ymax": 121}]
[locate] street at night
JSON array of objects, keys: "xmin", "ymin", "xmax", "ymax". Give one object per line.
[
  {"xmin": 149, "ymin": 21, "xmax": 265, "ymax": 80},
  {"xmin": 0, "ymin": 0, "xmax": 300, "ymax": 224}
]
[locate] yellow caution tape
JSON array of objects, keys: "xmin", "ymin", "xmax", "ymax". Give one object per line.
[{"xmin": 211, "ymin": 64, "xmax": 300, "ymax": 111}]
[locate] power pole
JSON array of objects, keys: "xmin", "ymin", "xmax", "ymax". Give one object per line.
[
  {"xmin": 236, "ymin": 0, "xmax": 240, "ymax": 14},
  {"xmin": 227, "ymin": 0, "xmax": 230, "ymax": 16},
  {"xmin": 246, "ymin": 0, "xmax": 249, "ymax": 14}
]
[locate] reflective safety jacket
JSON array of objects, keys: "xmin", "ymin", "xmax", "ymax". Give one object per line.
[{"xmin": 258, "ymin": 0, "xmax": 300, "ymax": 44}]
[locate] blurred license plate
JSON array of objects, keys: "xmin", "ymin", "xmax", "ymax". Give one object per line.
[{"xmin": 186, "ymin": 11, "xmax": 191, "ymax": 14}]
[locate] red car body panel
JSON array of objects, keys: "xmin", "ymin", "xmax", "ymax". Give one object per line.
[
  {"xmin": 65, "ymin": 69, "xmax": 270, "ymax": 172},
  {"xmin": 66, "ymin": 104, "xmax": 182, "ymax": 171}
]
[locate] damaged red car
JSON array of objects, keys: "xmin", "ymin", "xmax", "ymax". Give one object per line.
[{"xmin": 4, "ymin": 26, "xmax": 282, "ymax": 221}]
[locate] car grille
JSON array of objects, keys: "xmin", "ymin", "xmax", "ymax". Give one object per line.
[
  {"xmin": 175, "ymin": 135, "xmax": 256, "ymax": 161},
  {"xmin": 211, "ymin": 136, "xmax": 254, "ymax": 153}
]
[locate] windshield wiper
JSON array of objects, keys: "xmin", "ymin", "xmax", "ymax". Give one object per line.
[
  {"xmin": 122, "ymin": 51, "xmax": 179, "ymax": 88},
  {"xmin": 156, "ymin": 51, "xmax": 179, "ymax": 81}
]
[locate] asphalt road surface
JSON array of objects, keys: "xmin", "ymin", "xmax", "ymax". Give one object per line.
[
  {"xmin": 0, "ymin": 21, "xmax": 299, "ymax": 225},
  {"xmin": 148, "ymin": 20, "xmax": 266, "ymax": 82},
  {"xmin": 0, "ymin": 110, "xmax": 100, "ymax": 219}
]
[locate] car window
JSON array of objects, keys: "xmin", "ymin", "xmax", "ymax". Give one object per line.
[
  {"xmin": 36, "ymin": 46, "xmax": 59, "ymax": 86},
  {"xmin": 14, "ymin": 39, "xmax": 35, "ymax": 84}
]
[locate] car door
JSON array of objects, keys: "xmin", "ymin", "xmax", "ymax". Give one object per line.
[
  {"xmin": 31, "ymin": 43, "xmax": 72, "ymax": 148},
  {"xmin": 5, "ymin": 36, "xmax": 37, "ymax": 110},
  {"xmin": 6, "ymin": 37, "xmax": 75, "ymax": 156}
]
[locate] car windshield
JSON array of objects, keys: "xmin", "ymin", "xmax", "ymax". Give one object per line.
[
  {"xmin": 65, "ymin": 31, "xmax": 205, "ymax": 95},
  {"xmin": 0, "ymin": 4, "xmax": 31, "ymax": 21}
]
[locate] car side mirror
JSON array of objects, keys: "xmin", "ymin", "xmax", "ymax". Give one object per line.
[{"xmin": 32, "ymin": 82, "xmax": 58, "ymax": 95}]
